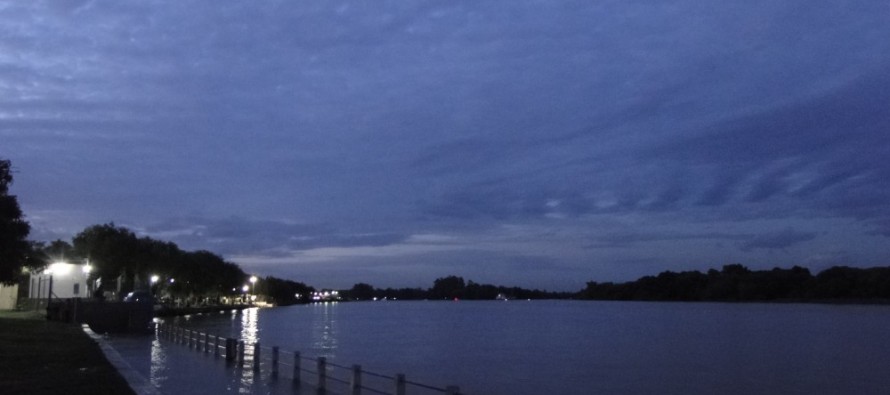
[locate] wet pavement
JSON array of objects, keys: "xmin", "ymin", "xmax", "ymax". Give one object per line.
[{"xmin": 104, "ymin": 330, "xmax": 328, "ymax": 395}]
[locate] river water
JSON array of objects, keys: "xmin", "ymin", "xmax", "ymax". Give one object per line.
[{"xmin": 109, "ymin": 300, "xmax": 890, "ymax": 394}]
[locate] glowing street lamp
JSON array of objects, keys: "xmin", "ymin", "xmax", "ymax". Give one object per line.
[{"xmin": 150, "ymin": 275, "xmax": 159, "ymax": 296}]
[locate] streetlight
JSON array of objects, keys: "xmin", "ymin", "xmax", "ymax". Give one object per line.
[
  {"xmin": 249, "ymin": 276, "xmax": 257, "ymax": 301},
  {"xmin": 82, "ymin": 263, "xmax": 93, "ymax": 297},
  {"xmin": 242, "ymin": 284, "xmax": 249, "ymax": 305},
  {"xmin": 150, "ymin": 275, "xmax": 159, "ymax": 297}
]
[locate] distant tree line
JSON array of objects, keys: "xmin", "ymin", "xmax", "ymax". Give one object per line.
[
  {"xmin": 341, "ymin": 275, "xmax": 575, "ymax": 301},
  {"xmin": 581, "ymin": 264, "xmax": 890, "ymax": 302}
]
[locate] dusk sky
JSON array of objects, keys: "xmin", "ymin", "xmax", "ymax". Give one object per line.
[{"xmin": 2, "ymin": 1, "xmax": 889, "ymax": 291}]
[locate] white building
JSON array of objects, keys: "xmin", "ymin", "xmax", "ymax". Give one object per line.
[
  {"xmin": 0, "ymin": 284, "xmax": 17, "ymax": 310},
  {"xmin": 29, "ymin": 262, "xmax": 92, "ymax": 300}
]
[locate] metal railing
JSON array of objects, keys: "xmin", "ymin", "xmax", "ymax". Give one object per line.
[{"xmin": 155, "ymin": 323, "xmax": 462, "ymax": 395}]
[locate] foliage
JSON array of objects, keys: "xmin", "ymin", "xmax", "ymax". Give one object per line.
[
  {"xmin": 348, "ymin": 283, "xmax": 375, "ymax": 300},
  {"xmin": 340, "ymin": 276, "xmax": 574, "ymax": 301},
  {"xmin": 60, "ymin": 223, "xmax": 319, "ymax": 305},
  {"xmin": 259, "ymin": 276, "xmax": 314, "ymax": 306},
  {"xmin": 581, "ymin": 264, "xmax": 890, "ymax": 302},
  {"xmin": 431, "ymin": 275, "xmax": 466, "ymax": 299},
  {"xmin": 0, "ymin": 159, "xmax": 32, "ymax": 285},
  {"xmin": 71, "ymin": 223, "xmax": 251, "ymax": 298}
]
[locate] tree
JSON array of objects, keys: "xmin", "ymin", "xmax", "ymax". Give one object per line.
[
  {"xmin": 72, "ymin": 223, "xmax": 139, "ymax": 293},
  {"xmin": 431, "ymin": 275, "xmax": 466, "ymax": 299},
  {"xmin": 262, "ymin": 276, "xmax": 313, "ymax": 306},
  {"xmin": 348, "ymin": 283, "xmax": 375, "ymax": 300},
  {"xmin": 0, "ymin": 159, "xmax": 31, "ymax": 285}
]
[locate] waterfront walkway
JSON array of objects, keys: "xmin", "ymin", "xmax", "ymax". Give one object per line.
[
  {"xmin": 0, "ymin": 311, "xmax": 135, "ymax": 395},
  {"xmin": 104, "ymin": 331, "xmax": 321, "ymax": 395}
]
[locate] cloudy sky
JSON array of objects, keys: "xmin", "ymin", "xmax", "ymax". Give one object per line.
[{"xmin": 3, "ymin": 1, "xmax": 889, "ymax": 290}]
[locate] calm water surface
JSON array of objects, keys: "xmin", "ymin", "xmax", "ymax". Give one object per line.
[{"xmin": 118, "ymin": 301, "xmax": 890, "ymax": 394}]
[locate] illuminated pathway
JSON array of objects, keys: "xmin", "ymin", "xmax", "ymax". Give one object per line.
[{"xmin": 104, "ymin": 329, "xmax": 318, "ymax": 395}]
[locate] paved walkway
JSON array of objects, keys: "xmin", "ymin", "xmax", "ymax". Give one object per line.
[{"xmin": 101, "ymin": 330, "xmax": 325, "ymax": 395}]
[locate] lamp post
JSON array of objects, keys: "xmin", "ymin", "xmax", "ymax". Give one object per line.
[
  {"xmin": 242, "ymin": 285, "xmax": 249, "ymax": 304},
  {"xmin": 249, "ymin": 276, "xmax": 258, "ymax": 304},
  {"xmin": 150, "ymin": 275, "xmax": 160, "ymax": 297},
  {"xmin": 82, "ymin": 263, "xmax": 92, "ymax": 298}
]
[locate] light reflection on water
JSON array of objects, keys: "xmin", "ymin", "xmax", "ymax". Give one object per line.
[
  {"xmin": 238, "ymin": 308, "xmax": 260, "ymax": 392},
  {"xmin": 310, "ymin": 302, "xmax": 338, "ymax": 359},
  {"xmin": 149, "ymin": 335, "xmax": 168, "ymax": 388},
  {"xmin": 240, "ymin": 307, "xmax": 259, "ymax": 345}
]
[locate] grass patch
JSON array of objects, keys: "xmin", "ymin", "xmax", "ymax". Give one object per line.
[{"xmin": 0, "ymin": 317, "xmax": 136, "ymax": 395}]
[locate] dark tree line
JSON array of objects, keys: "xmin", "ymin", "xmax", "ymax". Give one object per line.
[
  {"xmin": 581, "ymin": 264, "xmax": 890, "ymax": 302},
  {"xmin": 33, "ymin": 223, "xmax": 314, "ymax": 304},
  {"xmin": 67, "ymin": 223, "xmax": 249, "ymax": 300},
  {"xmin": 342, "ymin": 275, "xmax": 574, "ymax": 301},
  {"xmin": 256, "ymin": 276, "xmax": 314, "ymax": 306}
]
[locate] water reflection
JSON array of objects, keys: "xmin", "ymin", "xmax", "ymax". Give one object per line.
[
  {"xmin": 310, "ymin": 302, "xmax": 338, "ymax": 358},
  {"xmin": 240, "ymin": 307, "xmax": 259, "ymax": 345},
  {"xmin": 238, "ymin": 308, "xmax": 260, "ymax": 392},
  {"xmin": 150, "ymin": 334, "xmax": 168, "ymax": 388}
]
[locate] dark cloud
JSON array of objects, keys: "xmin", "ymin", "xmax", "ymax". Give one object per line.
[
  {"xmin": 590, "ymin": 232, "xmax": 750, "ymax": 249},
  {"xmin": 740, "ymin": 228, "xmax": 818, "ymax": 252},
  {"xmin": 143, "ymin": 217, "xmax": 408, "ymax": 256}
]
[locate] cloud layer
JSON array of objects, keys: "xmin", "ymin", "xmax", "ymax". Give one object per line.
[{"xmin": 3, "ymin": 1, "xmax": 889, "ymax": 289}]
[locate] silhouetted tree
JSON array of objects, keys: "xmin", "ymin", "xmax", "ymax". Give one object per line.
[
  {"xmin": 262, "ymin": 276, "xmax": 313, "ymax": 305},
  {"xmin": 73, "ymin": 223, "xmax": 140, "ymax": 294},
  {"xmin": 0, "ymin": 159, "xmax": 31, "ymax": 285},
  {"xmin": 431, "ymin": 275, "xmax": 466, "ymax": 299},
  {"xmin": 348, "ymin": 283, "xmax": 375, "ymax": 300}
]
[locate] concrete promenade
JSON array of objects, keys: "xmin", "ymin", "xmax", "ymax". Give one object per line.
[
  {"xmin": 0, "ymin": 311, "xmax": 136, "ymax": 395},
  {"xmin": 102, "ymin": 329, "xmax": 323, "ymax": 395}
]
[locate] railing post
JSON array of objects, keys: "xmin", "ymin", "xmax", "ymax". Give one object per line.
[
  {"xmin": 238, "ymin": 340, "xmax": 246, "ymax": 367},
  {"xmin": 350, "ymin": 364, "xmax": 362, "ymax": 395},
  {"xmin": 204, "ymin": 332, "xmax": 211, "ymax": 353},
  {"xmin": 317, "ymin": 357, "xmax": 327, "ymax": 392},
  {"xmin": 253, "ymin": 342, "xmax": 261, "ymax": 372},
  {"xmin": 214, "ymin": 336, "xmax": 221, "ymax": 357},
  {"xmin": 187, "ymin": 330, "xmax": 194, "ymax": 348},
  {"xmin": 394, "ymin": 373, "xmax": 406, "ymax": 395},
  {"xmin": 271, "ymin": 347, "xmax": 279, "ymax": 379},
  {"xmin": 445, "ymin": 385, "xmax": 461, "ymax": 395},
  {"xmin": 225, "ymin": 338, "xmax": 236, "ymax": 362},
  {"xmin": 293, "ymin": 352, "xmax": 301, "ymax": 385}
]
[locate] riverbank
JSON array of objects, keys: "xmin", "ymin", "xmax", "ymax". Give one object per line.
[
  {"xmin": 154, "ymin": 303, "xmax": 253, "ymax": 317},
  {"xmin": 0, "ymin": 311, "xmax": 136, "ymax": 395}
]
